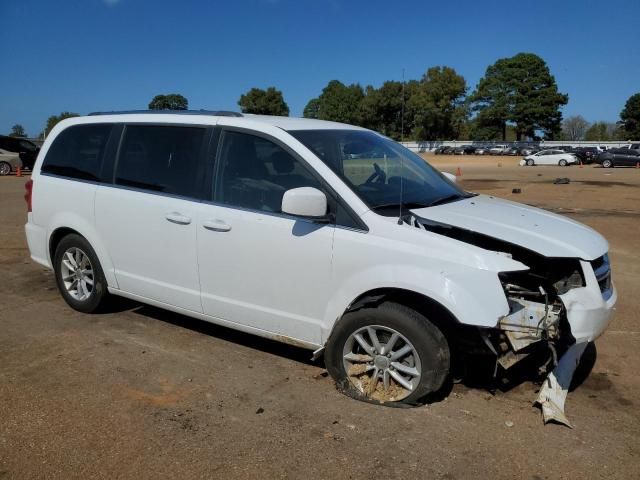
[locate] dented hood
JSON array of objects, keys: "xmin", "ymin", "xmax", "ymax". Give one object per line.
[{"xmin": 410, "ymin": 195, "xmax": 607, "ymax": 260}]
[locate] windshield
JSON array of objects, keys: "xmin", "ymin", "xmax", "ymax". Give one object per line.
[{"xmin": 289, "ymin": 129, "xmax": 469, "ymax": 213}]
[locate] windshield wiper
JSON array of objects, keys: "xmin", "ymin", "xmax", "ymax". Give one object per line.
[
  {"xmin": 427, "ymin": 194, "xmax": 469, "ymax": 207},
  {"xmin": 371, "ymin": 201, "xmax": 430, "ymax": 211}
]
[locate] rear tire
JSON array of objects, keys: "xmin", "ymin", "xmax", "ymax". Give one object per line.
[
  {"xmin": 559, "ymin": 159, "xmax": 568, "ymax": 167},
  {"xmin": 53, "ymin": 234, "xmax": 110, "ymax": 313},
  {"xmin": 0, "ymin": 162, "xmax": 11, "ymax": 176},
  {"xmin": 602, "ymin": 159, "xmax": 613, "ymax": 168},
  {"xmin": 325, "ymin": 302, "xmax": 450, "ymax": 406}
]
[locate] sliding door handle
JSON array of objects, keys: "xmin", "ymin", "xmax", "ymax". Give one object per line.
[
  {"xmin": 203, "ymin": 219, "xmax": 232, "ymax": 232},
  {"xmin": 165, "ymin": 212, "xmax": 192, "ymax": 225}
]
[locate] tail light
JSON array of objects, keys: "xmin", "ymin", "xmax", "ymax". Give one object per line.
[{"xmin": 24, "ymin": 179, "xmax": 33, "ymax": 212}]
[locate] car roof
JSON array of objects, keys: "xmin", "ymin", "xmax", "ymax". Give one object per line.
[{"xmin": 81, "ymin": 110, "xmax": 366, "ymax": 132}]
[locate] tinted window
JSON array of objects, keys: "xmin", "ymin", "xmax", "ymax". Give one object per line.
[
  {"xmin": 19, "ymin": 140, "xmax": 37, "ymax": 151},
  {"xmin": 215, "ymin": 130, "xmax": 323, "ymax": 213},
  {"xmin": 115, "ymin": 125, "xmax": 205, "ymax": 197},
  {"xmin": 42, "ymin": 124, "xmax": 113, "ymax": 181}
]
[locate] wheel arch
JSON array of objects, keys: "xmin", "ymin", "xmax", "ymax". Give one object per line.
[
  {"xmin": 48, "ymin": 223, "xmax": 118, "ymax": 289},
  {"xmin": 327, "ymin": 288, "xmax": 464, "ymax": 351}
]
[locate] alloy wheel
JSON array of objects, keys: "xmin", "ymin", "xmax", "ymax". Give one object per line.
[
  {"xmin": 342, "ymin": 325, "xmax": 422, "ymax": 401},
  {"xmin": 60, "ymin": 247, "xmax": 95, "ymax": 301}
]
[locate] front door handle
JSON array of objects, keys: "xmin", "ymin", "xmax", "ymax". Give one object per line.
[
  {"xmin": 203, "ymin": 219, "xmax": 232, "ymax": 232},
  {"xmin": 165, "ymin": 212, "xmax": 192, "ymax": 225}
]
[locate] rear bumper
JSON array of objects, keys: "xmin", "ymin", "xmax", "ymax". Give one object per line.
[{"xmin": 25, "ymin": 216, "xmax": 51, "ymax": 269}]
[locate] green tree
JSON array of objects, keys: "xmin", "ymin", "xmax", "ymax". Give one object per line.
[
  {"xmin": 407, "ymin": 66, "xmax": 467, "ymax": 140},
  {"xmin": 238, "ymin": 87, "xmax": 289, "ymax": 116},
  {"xmin": 148, "ymin": 93, "xmax": 188, "ymax": 110},
  {"xmin": 562, "ymin": 115, "xmax": 590, "ymax": 140},
  {"xmin": 316, "ymin": 80, "xmax": 365, "ymax": 125},
  {"xmin": 9, "ymin": 124, "xmax": 26, "ymax": 137},
  {"xmin": 303, "ymin": 98, "xmax": 320, "ymax": 119},
  {"xmin": 471, "ymin": 53, "xmax": 568, "ymax": 140},
  {"xmin": 619, "ymin": 93, "xmax": 640, "ymax": 139},
  {"xmin": 584, "ymin": 121, "xmax": 623, "ymax": 141},
  {"xmin": 45, "ymin": 112, "xmax": 80, "ymax": 137},
  {"xmin": 359, "ymin": 81, "xmax": 411, "ymax": 140}
]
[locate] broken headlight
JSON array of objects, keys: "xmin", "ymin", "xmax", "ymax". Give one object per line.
[
  {"xmin": 499, "ymin": 258, "xmax": 585, "ymax": 300},
  {"xmin": 553, "ymin": 269, "xmax": 584, "ymax": 295}
]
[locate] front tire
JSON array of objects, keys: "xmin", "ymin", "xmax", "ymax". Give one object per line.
[
  {"xmin": 0, "ymin": 162, "xmax": 11, "ymax": 176},
  {"xmin": 559, "ymin": 159, "xmax": 568, "ymax": 167},
  {"xmin": 325, "ymin": 302, "xmax": 450, "ymax": 405},
  {"xmin": 526, "ymin": 159, "xmax": 535, "ymax": 166},
  {"xmin": 602, "ymin": 159, "xmax": 613, "ymax": 168},
  {"xmin": 53, "ymin": 234, "xmax": 110, "ymax": 313}
]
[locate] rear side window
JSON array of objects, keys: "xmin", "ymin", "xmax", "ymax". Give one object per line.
[
  {"xmin": 41, "ymin": 124, "xmax": 113, "ymax": 181},
  {"xmin": 115, "ymin": 125, "xmax": 206, "ymax": 198}
]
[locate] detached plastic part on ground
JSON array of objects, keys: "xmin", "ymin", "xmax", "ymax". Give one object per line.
[{"xmin": 535, "ymin": 341, "xmax": 588, "ymax": 428}]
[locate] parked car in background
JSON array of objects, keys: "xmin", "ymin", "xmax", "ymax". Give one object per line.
[
  {"xmin": 489, "ymin": 144, "xmax": 510, "ymax": 155},
  {"xmin": 453, "ymin": 145, "xmax": 476, "ymax": 155},
  {"xmin": 434, "ymin": 146, "xmax": 454, "ymax": 155},
  {"xmin": 474, "ymin": 146, "xmax": 490, "ymax": 155},
  {"xmin": 570, "ymin": 147, "xmax": 600, "ymax": 164},
  {"xmin": 618, "ymin": 143, "xmax": 640, "ymax": 151},
  {"xmin": 0, "ymin": 135, "xmax": 39, "ymax": 170},
  {"xmin": 504, "ymin": 147, "xmax": 520, "ymax": 156},
  {"xmin": 520, "ymin": 146, "xmax": 538, "ymax": 156},
  {"xmin": 596, "ymin": 144, "xmax": 640, "ymax": 168},
  {"xmin": 0, "ymin": 148, "xmax": 23, "ymax": 176},
  {"xmin": 522, "ymin": 149, "xmax": 578, "ymax": 166}
]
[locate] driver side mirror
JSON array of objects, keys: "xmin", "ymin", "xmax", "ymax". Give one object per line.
[
  {"xmin": 282, "ymin": 187, "xmax": 329, "ymax": 220},
  {"xmin": 441, "ymin": 171, "xmax": 457, "ymax": 183}
]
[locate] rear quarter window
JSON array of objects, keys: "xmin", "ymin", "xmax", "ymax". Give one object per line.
[{"xmin": 41, "ymin": 124, "xmax": 113, "ymax": 181}]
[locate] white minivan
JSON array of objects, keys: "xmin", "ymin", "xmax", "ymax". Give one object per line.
[{"xmin": 25, "ymin": 111, "xmax": 615, "ymax": 411}]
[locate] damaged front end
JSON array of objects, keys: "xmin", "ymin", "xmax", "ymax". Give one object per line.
[
  {"xmin": 403, "ymin": 213, "xmax": 616, "ymax": 426},
  {"xmin": 490, "ymin": 255, "xmax": 614, "ymax": 427}
]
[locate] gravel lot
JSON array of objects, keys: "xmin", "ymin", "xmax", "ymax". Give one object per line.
[{"xmin": 1, "ymin": 157, "xmax": 639, "ymax": 479}]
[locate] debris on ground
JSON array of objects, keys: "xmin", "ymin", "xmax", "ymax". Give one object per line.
[
  {"xmin": 512, "ymin": 188, "xmax": 522, "ymax": 194},
  {"xmin": 255, "ymin": 407, "xmax": 264, "ymax": 415},
  {"xmin": 536, "ymin": 342, "xmax": 588, "ymax": 428},
  {"xmin": 505, "ymin": 420, "xmax": 514, "ymax": 428},
  {"xmin": 553, "ymin": 177, "xmax": 571, "ymax": 184}
]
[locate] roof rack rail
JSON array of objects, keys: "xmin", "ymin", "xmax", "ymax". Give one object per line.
[{"xmin": 87, "ymin": 109, "xmax": 243, "ymax": 117}]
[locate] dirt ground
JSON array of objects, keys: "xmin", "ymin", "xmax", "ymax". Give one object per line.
[{"xmin": 1, "ymin": 157, "xmax": 639, "ymax": 479}]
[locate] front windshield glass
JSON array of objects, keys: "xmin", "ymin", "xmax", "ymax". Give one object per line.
[{"xmin": 289, "ymin": 129, "xmax": 470, "ymax": 213}]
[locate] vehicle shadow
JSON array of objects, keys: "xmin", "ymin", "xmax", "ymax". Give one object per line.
[
  {"xmin": 458, "ymin": 342, "xmax": 597, "ymax": 394},
  {"xmin": 96, "ymin": 298, "xmax": 597, "ymax": 403},
  {"xmin": 127, "ymin": 302, "xmax": 318, "ymax": 367}
]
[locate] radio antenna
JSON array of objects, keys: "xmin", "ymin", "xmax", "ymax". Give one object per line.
[
  {"xmin": 401, "ymin": 68, "xmax": 405, "ymax": 142},
  {"xmin": 398, "ymin": 68, "xmax": 406, "ymax": 225}
]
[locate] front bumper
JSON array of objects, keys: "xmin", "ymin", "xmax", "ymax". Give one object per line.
[{"xmin": 559, "ymin": 259, "xmax": 616, "ymax": 342}]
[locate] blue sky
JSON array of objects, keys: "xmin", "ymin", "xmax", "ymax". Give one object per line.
[{"xmin": 1, "ymin": 0, "xmax": 639, "ymax": 136}]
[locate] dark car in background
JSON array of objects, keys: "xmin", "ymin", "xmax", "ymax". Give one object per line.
[
  {"xmin": 0, "ymin": 136, "xmax": 39, "ymax": 170},
  {"xmin": 434, "ymin": 145, "xmax": 454, "ymax": 154},
  {"xmin": 453, "ymin": 145, "xmax": 476, "ymax": 155},
  {"xmin": 570, "ymin": 147, "xmax": 600, "ymax": 164},
  {"xmin": 596, "ymin": 144, "xmax": 640, "ymax": 168}
]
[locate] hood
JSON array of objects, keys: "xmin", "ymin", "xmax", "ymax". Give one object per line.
[{"xmin": 410, "ymin": 195, "xmax": 607, "ymax": 260}]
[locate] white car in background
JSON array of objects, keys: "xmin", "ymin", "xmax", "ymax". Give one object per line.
[
  {"xmin": 522, "ymin": 149, "xmax": 578, "ymax": 166},
  {"xmin": 489, "ymin": 144, "xmax": 509, "ymax": 155}
]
